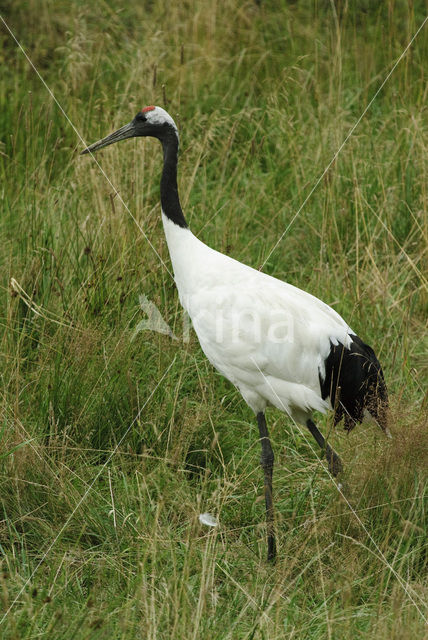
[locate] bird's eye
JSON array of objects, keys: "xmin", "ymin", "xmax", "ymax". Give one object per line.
[{"xmin": 136, "ymin": 112, "xmax": 147, "ymax": 122}]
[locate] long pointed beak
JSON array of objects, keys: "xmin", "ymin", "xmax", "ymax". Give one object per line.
[{"xmin": 80, "ymin": 121, "xmax": 136, "ymax": 155}]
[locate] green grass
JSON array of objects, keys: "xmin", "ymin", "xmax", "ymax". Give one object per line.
[{"xmin": 0, "ymin": 0, "xmax": 427, "ymax": 637}]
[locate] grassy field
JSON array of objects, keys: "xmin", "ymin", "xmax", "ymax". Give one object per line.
[{"xmin": 1, "ymin": 1, "xmax": 427, "ymax": 637}]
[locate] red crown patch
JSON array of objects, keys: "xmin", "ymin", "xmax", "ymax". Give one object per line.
[{"xmin": 142, "ymin": 105, "xmax": 155, "ymax": 113}]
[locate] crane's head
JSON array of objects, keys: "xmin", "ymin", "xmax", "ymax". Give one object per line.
[{"xmin": 81, "ymin": 105, "xmax": 178, "ymax": 155}]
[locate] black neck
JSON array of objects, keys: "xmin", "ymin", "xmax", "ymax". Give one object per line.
[{"xmin": 160, "ymin": 132, "xmax": 187, "ymax": 228}]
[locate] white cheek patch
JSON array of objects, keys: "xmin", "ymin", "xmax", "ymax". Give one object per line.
[{"xmin": 146, "ymin": 106, "xmax": 179, "ymax": 139}]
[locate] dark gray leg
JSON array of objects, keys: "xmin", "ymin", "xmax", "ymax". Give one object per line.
[
  {"xmin": 306, "ymin": 419, "xmax": 343, "ymax": 476},
  {"xmin": 257, "ymin": 412, "xmax": 276, "ymax": 562}
]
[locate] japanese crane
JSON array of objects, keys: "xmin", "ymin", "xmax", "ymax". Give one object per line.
[{"xmin": 82, "ymin": 105, "xmax": 388, "ymax": 562}]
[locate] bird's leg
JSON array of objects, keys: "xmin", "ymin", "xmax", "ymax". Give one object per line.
[
  {"xmin": 306, "ymin": 419, "xmax": 343, "ymax": 476},
  {"xmin": 257, "ymin": 411, "xmax": 276, "ymax": 562}
]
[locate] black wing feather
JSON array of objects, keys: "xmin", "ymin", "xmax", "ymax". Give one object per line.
[{"xmin": 319, "ymin": 334, "xmax": 388, "ymax": 432}]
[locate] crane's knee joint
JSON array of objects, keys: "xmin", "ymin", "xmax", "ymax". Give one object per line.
[
  {"xmin": 325, "ymin": 446, "xmax": 343, "ymax": 476},
  {"xmin": 260, "ymin": 451, "xmax": 274, "ymax": 470}
]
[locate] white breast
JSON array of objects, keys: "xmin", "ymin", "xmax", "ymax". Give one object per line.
[{"xmin": 162, "ymin": 213, "xmax": 353, "ymax": 422}]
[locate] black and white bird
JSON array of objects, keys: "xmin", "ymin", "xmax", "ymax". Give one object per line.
[{"xmin": 82, "ymin": 105, "xmax": 388, "ymax": 562}]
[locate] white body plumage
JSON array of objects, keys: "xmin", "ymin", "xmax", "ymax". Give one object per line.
[
  {"xmin": 83, "ymin": 104, "xmax": 388, "ymax": 560},
  {"xmin": 162, "ymin": 213, "xmax": 353, "ymax": 424}
]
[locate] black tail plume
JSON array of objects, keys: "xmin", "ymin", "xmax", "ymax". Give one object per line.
[{"xmin": 320, "ymin": 335, "xmax": 388, "ymax": 432}]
